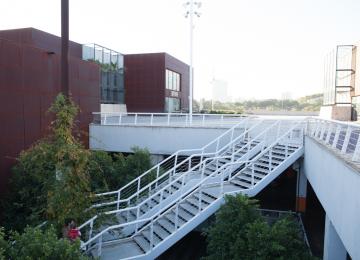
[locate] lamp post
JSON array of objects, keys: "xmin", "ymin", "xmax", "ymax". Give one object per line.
[{"xmin": 184, "ymin": 1, "xmax": 201, "ymax": 123}]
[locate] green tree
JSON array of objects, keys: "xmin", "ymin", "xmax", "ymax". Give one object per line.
[
  {"xmin": 1, "ymin": 94, "xmax": 94, "ymax": 232},
  {"xmin": 203, "ymin": 195, "xmax": 261, "ymax": 260},
  {"xmin": 0, "ymin": 227, "xmax": 8, "ymax": 260},
  {"xmin": 6, "ymin": 226, "xmax": 88, "ymax": 260},
  {"xmin": 204, "ymin": 194, "xmax": 314, "ymax": 260}
]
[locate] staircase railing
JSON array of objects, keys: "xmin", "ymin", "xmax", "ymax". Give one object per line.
[
  {"xmin": 81, "ymin": 121, "xmax": 305, "ymax": 257},
  {"xmin": 93, "ymin": 117, "xmax": 252, "ymax": 206},
  {"xmin": 307, "ymin": 118, "xmax": 360, "ymax": 162},
  {"xmin": 79, "ymin": 120, "xmax": 283, "ymax": 243}
]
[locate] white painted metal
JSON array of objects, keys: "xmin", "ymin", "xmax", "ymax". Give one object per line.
[
  {"xmin": 80, "ymin": 120, "xmax": 306, "ymax": 259},
  {"xmin": 92, "ymin": 112, "xmax": 246, "ymax": 127},
  {"xmin": 307, "ymin": 118, "xmax": 360, "ymax": 162}
]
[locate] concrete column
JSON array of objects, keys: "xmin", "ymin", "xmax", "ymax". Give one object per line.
[
  {"xmin": 294, "ymin": 161, "xmax": 307, "ymax": 213},
  {"xmin": 324, "ymin": 214, "xmax": 347, "ymax": 260}
]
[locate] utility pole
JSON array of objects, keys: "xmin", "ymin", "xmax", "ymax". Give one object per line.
[
  {"xmin": 61, "ymin": 0, "xmax": 69, "ymax": 97},
  {"xmin": 184, "ymin": 0, "xmax": 201, "ymax": 123}
]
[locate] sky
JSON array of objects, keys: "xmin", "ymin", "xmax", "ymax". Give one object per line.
[{"xmin": 1, "ymin": 0, "xmax": 360, "ymax": 100}]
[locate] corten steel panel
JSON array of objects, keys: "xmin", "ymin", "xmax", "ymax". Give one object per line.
[
  {"xmin": 0, "ymin": 36, "xmax": 100, "ymax": 195},
  {"xmin": 124, "ymin": 53, "xmax": 190, "ymax": 112},
  {"xmin": 165, "ymin": 53, "xmax": 190, "ymax": 111},
  {"xmin": 0, "ymin": 28, "xmax": 82, "ymax": 58},
  {"xmin": 124, "ymin": 53, "xmax": 166, "ymax": 112}
]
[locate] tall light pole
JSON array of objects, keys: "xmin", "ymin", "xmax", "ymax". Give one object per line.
[{"xmin": 184, "ymin": 1, "xmax": 201, "ymax": 122}]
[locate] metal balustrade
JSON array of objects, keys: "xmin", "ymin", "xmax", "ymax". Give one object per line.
[
  {"xmin": 93, "ymin": 117, "xmax": 251, "ymax": 206},
  {"xmin": 307, "ymin": 118, "xmax": 360, "ymax": 162},
  {"xmin": 92, "ymin": 112, "xmax": 247, "ymax": 127},
  {"xmin": 79, "ymin": 120, "xmax": 282, "ymax": 238},
  {"xmin": 80, "ymin": 121, "xmax": 305, "ymax": 258}
]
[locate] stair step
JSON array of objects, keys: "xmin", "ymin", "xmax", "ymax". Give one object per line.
[
  {"xmin": 175, "ymin": 207, "xmax": 194, "ymax": 222},
  {"xmin": 134, "ymin": 235, "xmax": 150, "ymax": 253},
  {"xmin": 179, "ymin": 201, "xmax": 199, "ymax": 216},
  {"xmin": 186, "ymin": 197, "xmax": 208, "ymax": 210},
  {"xmin": 165, "ymin": 212, "xmax": 186, "ymax": 228},
  {"xmin": 153, "ymin": 224, "xmax": 170, "ymax": 240},
  {"xmin": 142, "ymin": 229, "xmax": 162, "ymax": 247},
  {"xmin": 230, "ymin": 178, "xmax": 252, "ymax": 188},
  {"xmin": 193, "ymin": 192, "xmax": 216, "ymax": 205},
  {"xmin": 158, "ymin": 218, "xmax": 175, "ymax": 234},
  {"xmin": 237, "ymin": 174, "xmax": 260, "ymax": 183},
  {"xmin": 242, "ymin": 169, "xmax": 266, "ymax": 179}
]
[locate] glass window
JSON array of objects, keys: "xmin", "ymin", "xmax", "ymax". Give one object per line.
[
  {"xmin": 166, "ymin": 69, "xmax": 181, "ymax": 91},
  {"xmin": 165, "ymin": 97, "xmax": 180, "ymax": 112}
]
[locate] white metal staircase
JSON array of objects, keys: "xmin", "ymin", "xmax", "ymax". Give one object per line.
[{"xmin": 80, "ymin": 119, "xmax": 306, "ymax": 259}]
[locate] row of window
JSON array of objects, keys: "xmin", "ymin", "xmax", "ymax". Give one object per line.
[{"xmin": 166, "ymin": 69, "xmax": 180, "ymax": 91}]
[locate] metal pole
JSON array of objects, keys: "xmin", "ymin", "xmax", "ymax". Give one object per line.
[
  {"xmin": 189, "ymin": 0, "xmax": 194, "ymax": 124},
  {"xmin": 61, "ymin": 0, "xmax": 69, "ymax": 97}
]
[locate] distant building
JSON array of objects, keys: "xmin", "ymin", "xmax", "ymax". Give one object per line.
[
  {"xmin": 124, "ymin": 53, "xmax": 190, "ymax": 113},
  {"xmin": 212, "ymin": 79, "xmax": 230, "ymax": 103}
]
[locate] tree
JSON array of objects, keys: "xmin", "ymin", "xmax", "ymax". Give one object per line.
[
  {"xmin": 204, "ymin": 194, "xmax": 315, "ymax": 260},
  {"xmin": 4, "ymin": 226, "xmax": 88, "ymax": 260},
  {"xmin": 1, "ymin": 94, "xmax": 94, "ymax": 232},
  {"xmin": 203, "ymin": 195, "xmax": 261, "ymax": 260}
]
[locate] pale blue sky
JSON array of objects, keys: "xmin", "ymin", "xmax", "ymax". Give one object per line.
[{"xmin": 1, "ymin": 0, "xmax": 360, "ymax": 100}]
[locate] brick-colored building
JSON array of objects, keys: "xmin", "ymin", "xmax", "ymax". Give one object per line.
[
  {"xmin": 124, "ymin": 53, "xmax": 190, "ymax": 113},
  {"xmin": 0, "ymin": 28, "xmax": 100, "ymax": 194}
]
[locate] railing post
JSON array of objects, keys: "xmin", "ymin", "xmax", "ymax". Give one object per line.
[
  {"xmin": 134, "ymin": 114, "xmax": 138, "ymax": 125},
  {"xmin": 97, "ymin": 236, "xmax": 102, "ymax": 257},
  {"xmin": 220, "ymin": 168, "xmax": 225, "ymax": 195},
  {"xmin": 137, "ymin": 178, "xmax": 141, "ymax": 201},
  {"xmin": 332, "ymin": 125, "xmax": 341, "ymax": 149},
  {"xmin": 341, "ymin": 126, "xmax": 352, "ymax": 154},
  {"xmin": 118, "ymin": 114, "xmax": 122, "ymax": 125},
  {"xmin": 352, "ymin": 133, "xmax": 360, "ymax": 161},
  {"xmin": 104, "ymin": 114, "xmax": 107, "ymax": 125},
  {"xmin": 198, "ymin": 189, "xmax": 202, "ymax": 213},
  {"xmin": 251, "ymin": 164, "xmax": 255, "ymax": 186},
  {"xmin": 150, "ymin": 114, "xmax": 154, "ymax": 125},
  {"xmin": 221, "ymin": 115, "xmax": 224, "ymax": 126},
  {"xmin": 175, "ymin": 202, "xmax": 179, "ymax": 230},
  {"xmin": 167, "ymin": 114, "xmax": 170, "ymax": 125},
  {"xmin": 202, "ymin": 114, "xmax": 205, "ymax": 126},
  {"xmin": 325, "ymin": 123, "xmax": 333, "ymax": 144},
  {"xmin": 150, "ymin": 219, "xmax": 154, "ymax": 250},
  {"xmin": 116, "ymin": 191, "xmax": 121, "ymax": 210},
  {"xmin": 89, "ymin": 220, "xmax": 93, "ymax": 241}
]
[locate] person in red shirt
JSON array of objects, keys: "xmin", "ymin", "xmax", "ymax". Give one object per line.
[{"xmin": 67, "ymin": 220, "xmax": 81, "ymax": 241}]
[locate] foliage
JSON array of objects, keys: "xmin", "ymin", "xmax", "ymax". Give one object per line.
[
  {"xmin": 0, "ymin": 227, "xmax": 8, "ymax": 260},
  {"xmin": 1, "ymin": 94, "xmax": 94, "ymax": 232},
  {"xmin": 194, "ymin": 93, "xmax": 323, "ymax": 113},
  {"xmin": 4, "ymin": 226, "xmax": 88, "ymax": 260},
  {"xmin": 203, "ymin": 195, "xmax": 261, "ymax": 260},
  {"xmin": 89, "ymin": 147, "xmax": 152, "ymax": 192},
  {"xmin": 203, "ymin": 194, "xmax": 314, "ymax": 260}
]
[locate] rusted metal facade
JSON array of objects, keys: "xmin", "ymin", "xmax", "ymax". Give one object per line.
[
  {"xmin": 124, "ymin": 53, "xmax": 189, "ymax": 112},
  {"xmin": 0, "ymin": 28, "xmax": 100, "ymax": 194}
]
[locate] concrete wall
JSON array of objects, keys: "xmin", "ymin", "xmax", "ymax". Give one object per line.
[
  {"xmin": 89, "ymin": 125, "xmax": 233, "ymax": 154},
  {"xmin": 303, "ymin": 137, "xmax": 360, "ymax": 259}
]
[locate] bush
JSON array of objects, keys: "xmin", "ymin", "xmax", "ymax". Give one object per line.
[
  {"xmin": 4, "ymin": 226, "xmax": 88, "ymax": 260},
  {"xmin": 204, "ymin": 194, "xmax": 315, "ymax": 260}
]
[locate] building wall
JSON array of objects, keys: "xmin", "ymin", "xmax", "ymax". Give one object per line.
[
  {"xmin": 304, "ymin": 137, "xmax": 360, "ymax": 259},
  {"xmin": 124, "ymin": 53, "xmax": 189, "ymax": 112},
  {"xmin": 0, "ymin": 29, "xmax": 100, "ymax": 195},
  {"xmin": 165, "ymin": 53, "xmax": 190, "ymax": 112}
]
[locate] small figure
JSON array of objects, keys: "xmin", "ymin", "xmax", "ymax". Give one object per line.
[{"xmin": 67, "ymin": 220, "xmax": 81, "ymax": 241}]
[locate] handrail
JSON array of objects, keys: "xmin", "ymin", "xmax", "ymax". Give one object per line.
[
  {"xmin": 92, "ymin": 118, "xmax": 263, "ymax": 209},
  {"xmin": 79, "ymin": 120, "xmax": 281, "ymax": 240},
  {"xmin": 95, "ymin": 117, "xmax": 250, "ymax": 199},
  {"xmin": 306, "ymin": 117, "xmax": 360, "ymax": 161},
  {"xmin": 81, "ymin": 120, "xmax": 305, "ymax": 254}
]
